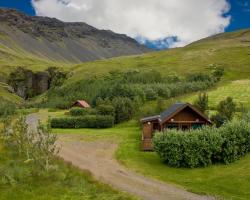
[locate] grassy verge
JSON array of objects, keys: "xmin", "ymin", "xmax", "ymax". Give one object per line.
[
  {"xmin": 0, "ymin": 123, "xmax": 137, "ymax": 200},
  {"xmin": 0, "ymin": 83, "xmax": 23, "ymax": 104},
  {"xmin": 52, "ymin": 120, "xmax": 250, "ymax": 200}
]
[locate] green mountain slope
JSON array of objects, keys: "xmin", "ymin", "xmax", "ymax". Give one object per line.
[
  {"xmin": 68, "ymin": 29, "xmax": 250, "ymax": 83},
  {"xmin": 1, "ymin": 27, "xmax": 250, "ymax": 104}
]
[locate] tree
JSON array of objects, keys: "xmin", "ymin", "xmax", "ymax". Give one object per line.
[
  {"xmin": 212, "ymin": 97, "xmax": 236, "ymax": 127},
  {"xmin": 97, "ymin": 104, "xmax": 115, "ymax": 116},
  {"xmin": 212, "ymin": 67, "xmax": 224, "ymax": 81},
  {"xmin": 112, "ymin": 97, "xmax": 135, "ymax": 123},
  {"xmin": 193, "ymin": 93, "xmax": 209, "ymax": 113},
  {"xmin": 217, "ymin": 97, "xmax": 236, "ymax": 121},
  {"xmin": 156, "ymin": 97, "xmax": 165, "ymax": 113}
]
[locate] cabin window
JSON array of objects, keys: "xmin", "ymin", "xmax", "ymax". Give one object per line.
[
  {"xmin": 192, "ymin": 123, "xmax": 203, "ymax": 129},
  {"xmin": 166, "ymin": 123, "xmax": 178, "ymax": 130}
]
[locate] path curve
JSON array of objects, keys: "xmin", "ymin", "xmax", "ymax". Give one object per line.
[{"xmin": 26, "ymin": 114, "xmax": 215, "ymax": 200}]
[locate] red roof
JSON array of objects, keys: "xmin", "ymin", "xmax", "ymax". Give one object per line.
[{"xmin": 73, "ymin": 100, "xmax": 91, "ymax": 108}]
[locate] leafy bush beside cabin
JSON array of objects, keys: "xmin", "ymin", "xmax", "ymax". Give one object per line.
[{"xmin": 153, "ymin": 118, "xmax": 250, "ymax": 168}]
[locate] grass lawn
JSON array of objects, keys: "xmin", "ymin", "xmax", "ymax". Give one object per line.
[{"xmin": 53, "ymin": 120, "xmax": 250, "ymax": 200}]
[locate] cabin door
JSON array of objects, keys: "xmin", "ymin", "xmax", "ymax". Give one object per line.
[{"xmin": 181, "ymin": 123, "xmax": 191, "ymax": 131}]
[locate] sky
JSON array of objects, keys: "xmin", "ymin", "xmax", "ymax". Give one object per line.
[{"xmin": 0, "ymin": 0, "xmax": 249, "ymax": 49}]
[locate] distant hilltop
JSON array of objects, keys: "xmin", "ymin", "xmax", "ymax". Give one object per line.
[{"xmin": 0, "ymin": 8, "xmax": 150, "ymax": 63}]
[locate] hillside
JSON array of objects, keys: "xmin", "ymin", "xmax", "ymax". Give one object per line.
[
  {"xmin": 1, "ymin": 25, "xmax": 250, "ymax": 104},
  {"xmin": 0, "ymin": 8, "xmax": 149, "ymax": 79},
  {"xmin": 68, "ymin": 29, "xmax": 250, "ymax": 83}
]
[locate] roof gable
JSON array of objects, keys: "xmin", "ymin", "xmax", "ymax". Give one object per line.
[
  {"xmin": 160, "ymin": 103, "xmax": 186, "ymax": 121},
  {"xmin": 74, "ymin": 100, "xmax": 90, "ymax": 108},
  {"xmin": 140, "ymin": 103, "xmax": 211, "ymax": 124},
  {"xmin": 160, "ymin": 103, "xmax": 211, "ymax": 124}
]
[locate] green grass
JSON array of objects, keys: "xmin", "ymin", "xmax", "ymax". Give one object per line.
[
  {"xmin": 67, "ymin": 29, "xmax": 250, "ymax": 85},
  {"xmin": 0, "ymin": 83, "xmax": 23, "ymax": 104},
  {"xmin": 52, "ymin": 119, "xmax": 250, "ymax": 200},
  {"xmin": 0, "ymin": 150, "xmax": 137, "ymax": 200},
  {"xmin": 183, "ymin": 80, "xmax": 250, "ymax": 109},
  {"xmin": 1, "ymin": 29, "xmax": 250, "ymax": 104},
  {"xmin": 0, "ymin": 125, "xmax": 137, "ymax": 200}
]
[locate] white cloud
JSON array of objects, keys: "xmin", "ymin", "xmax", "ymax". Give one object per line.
[{"xmin": 31, "ymin": 0, "xmax": 231, "ymax": 47}]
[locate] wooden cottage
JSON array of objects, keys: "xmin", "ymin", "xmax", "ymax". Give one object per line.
[
  {"xmin": 141, "ymin": 103, "xmax": 212, "ymax": 151},
  {"xmin": 72, "ymin": 100, "xmax": 91, "ymax": 108}
]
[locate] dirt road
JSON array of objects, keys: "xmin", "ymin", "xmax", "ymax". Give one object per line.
[
  {"xmin": 57, "ymin": 135, "xmax": 214, "ymax": 200},
  {"xmin": 26, "ymin": 114, "xmax": 214, "ymax": 200}
]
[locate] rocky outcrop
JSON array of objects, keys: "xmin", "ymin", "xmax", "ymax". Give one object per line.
[{"xmin": 8, "ymin": 67, "xmax": 50, "ymax": 99}]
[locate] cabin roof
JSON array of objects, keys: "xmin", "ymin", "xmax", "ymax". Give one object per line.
[
  {"xmin": 160, "ymin": 103, "xmax": 187, "ymax": 121},
  {"xmin": 140, "ymin": 103, "xmax": 211, "ymax": 124},
  {"xmin": 140, "ymin": 115, "xmax": 161, "ymax": 123}
]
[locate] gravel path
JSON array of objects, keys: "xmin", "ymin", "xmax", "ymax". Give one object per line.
[{"xmin": 26, "ymin": 114, "xmax": 215, "ymax": 200}]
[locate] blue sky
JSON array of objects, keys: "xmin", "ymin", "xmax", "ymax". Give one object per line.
[{"xmin": 0, "ymin": 0, "xmax": 249, "ymax": 49}]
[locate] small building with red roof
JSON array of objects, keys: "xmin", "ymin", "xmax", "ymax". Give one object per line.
[{"xmin": 72, "ymin": 100, "xmax": 91, "ymax": 108}]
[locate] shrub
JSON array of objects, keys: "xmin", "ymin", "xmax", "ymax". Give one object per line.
[
  {"xmin": 217, "ymin": 97, "xmax": 236, "ymax": 121},
  {"xmin": 193, "ymin": 93, "xmax": 208, "ymax": 113},
  {"xmin": 153, "ymin": 120, "xmax": 250, "ymax": 168},
  {"xmin": 51, "ymin": 115, "xmax": 114, "ymax": 129},
  {"xmin": 212, "ymin": 67, "xmax": 224, "ymax": 81},
  {"xmin": 50, "ymin": 117, "xmax": 76, "ymax": 128},
  {"xmin": 70, "ymin": 108, "xmax": 89, "ymax": 116},
  {"xmin": 145, "ymin": 88, "xmax": 158, "ymax": 100},
  {"xmin": 219, "ymin": 121, "xmax": 250, "ymax": 163},
  {"xmin": 2, "ymin": 116, "xmax": 58, "ymax": 171},
  {"xmin": 69, "ymin": 107, "xmax": 96, "ymax": 116},
  {"xmin": 112, "ymin": 97, "xmax": 135, "ymax": 124},
  {"xmin": 212, "ymin": 97, "xmax": 237, "ymax": 127},
  {"xmin": 186, "ymin": 73, "xmax": 212, "ymax": 82},
  {"xmin": 96, "ymin": 104, "xmax": 115, "ymax": 116}
]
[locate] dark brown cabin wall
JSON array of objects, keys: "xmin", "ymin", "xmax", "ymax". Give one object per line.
[{"xmin": 171, "ymin": 107, "xmax": 205, "ymax": 122}]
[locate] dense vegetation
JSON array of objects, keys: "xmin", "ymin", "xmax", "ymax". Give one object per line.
[
  {"xmin": 43, "ymin": 68, "xmax": 222, "ymax": 124},
  {"xmin": 153, "ymin": 117, "xmax": 250, "ymax": 168}
]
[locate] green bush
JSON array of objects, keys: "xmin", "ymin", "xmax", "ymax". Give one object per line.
[
  {"xmin": 51, "ymin": 115, "xmax": 114, "ymax": 129},
  {"xmin": 70, "ymin": 108, "xmax": 88, "ymax": 116},
  {"xmin": 112, "ymin": 97, "xmax": 135, "ymax": 124},
  {"xmin": 153, "ymin": 120, "xmax": 250, "ymax": 168},
  {"xmin": 96, "ymin": 104, "xmax": 115, "ymax": 116},
  {"xmin": 69, "ymin": 108, "xmax": 96, "ymax": 116},
  {"xmin": 219, "ymin": 120, "xmax": 250, "ymax": 163},
  {"xmin": 50, "ymin": 117, "xmax": 75, "ymax": 128}
]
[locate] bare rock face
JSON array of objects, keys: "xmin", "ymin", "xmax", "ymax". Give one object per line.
[
  {"xmin": 8, "ymin": 67, "xmax": 50, "ymax": 99},
  {"xmin": 0, "ymin": 8, "xmax": 151, "ymax": 63},
  {"xmin": 33, "ymin": 72, "xmax": 50, "ymax": 96}
]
